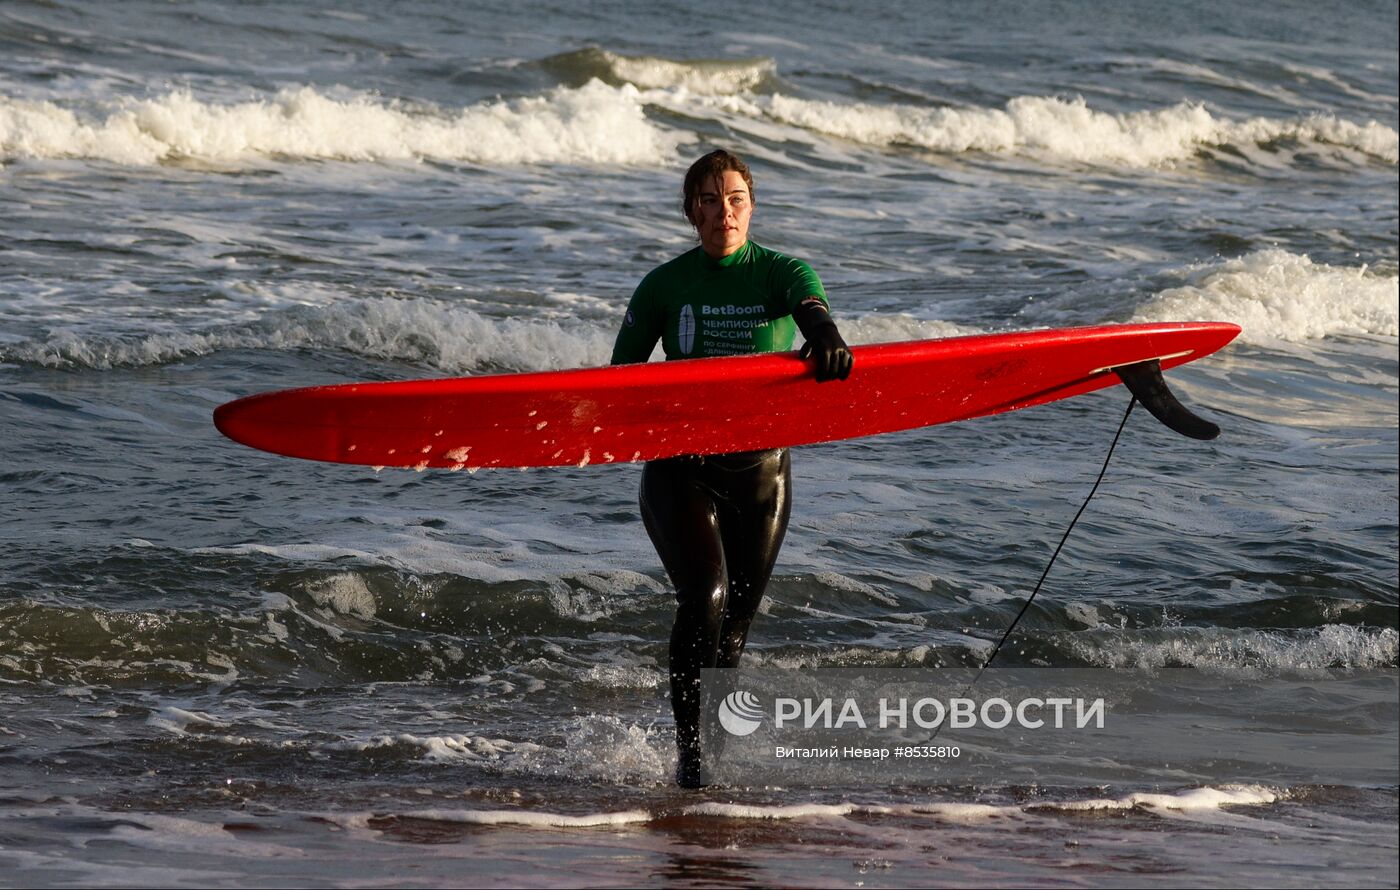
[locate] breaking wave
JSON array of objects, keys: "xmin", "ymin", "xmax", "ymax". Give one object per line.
[
  {"xmin": 0, "ymin": 296, "xmax": 618, "ymax": 371},
  {"xmin": 1132, "ymin": 249, "xmax": 1399, "ymax": 343},
  {"xmin": 696, "ymin": 92, "xmax": 1399, "ymax": 167},
  {"xmin": 6, "ymin": 76, "xmax": 1393, "ymax": 173},
  {"xmin": 540, "ymin": 47, "xmax": 776, "ymax": 95},
  {"xmin": 0, "ymin": 81, "xmax": 682, "ymax": 166}
]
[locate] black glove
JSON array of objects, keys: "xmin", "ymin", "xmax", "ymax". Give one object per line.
[{"xmin": 793, "ymin": 298, "xmax": 853, "ymax": 382}]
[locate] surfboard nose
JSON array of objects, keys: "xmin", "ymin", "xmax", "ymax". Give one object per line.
[
  {"xmin": 214, "ymin": 390, "xmax": 323, "ymax": 461},
  {"xmin": 213, "ymin": 392, "xmax": 268, "ymax": 451}
]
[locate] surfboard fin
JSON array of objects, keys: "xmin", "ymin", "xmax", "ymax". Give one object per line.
[{"xmin": 1112, "ymin": 359, "xmax": 1221, "ymax": 440}]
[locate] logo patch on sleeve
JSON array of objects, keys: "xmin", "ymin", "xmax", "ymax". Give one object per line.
[{"xmin": 678, "ymin": 304, "xmax": 696, "ymax": 354}]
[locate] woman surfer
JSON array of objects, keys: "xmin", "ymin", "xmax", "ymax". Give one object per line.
[{"xmin": 610, "ymin": 149, "xmax": 854, "ymax": 787}]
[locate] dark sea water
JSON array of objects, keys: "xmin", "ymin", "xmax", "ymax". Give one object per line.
[{"xmin": 1, "ymin": 0, "xmax": 1397, "ymax": 886}]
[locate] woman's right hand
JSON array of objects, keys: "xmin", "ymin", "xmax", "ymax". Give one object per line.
[{"xmin": 799, "ymin": 324, "xmax": 853, "ymax": 382}]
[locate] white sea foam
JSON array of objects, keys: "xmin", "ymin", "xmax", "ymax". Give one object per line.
[
  {"xmin": 1134, "ymin": 249, "xmax": 1399, "ymax": 343},
  {"xmin": 305, "ymin": 573, "xmax": 377, "ymax": 619},
  {"xmin": 1068, "ymin": 625, "xmax": 1398, "ymax": 672},
  {"xmin": 906, "ymin": 802, "xmax": 1019, "ymax": 821},
  {"xmin": 15, "ymin": 294, "xmax": 979, "ymax": 375},
  {"xmin": 699, "ymin": 92, "xmax": 1399, "ymax": 167},
  {"xmin": 682, "ymin": 786, "xmax": 1276, "ymax": 822},
  {"xmin": 5, "ymin": 296, "xmax": 618, "ymax": 371},
  {"xmin": 1034, "ymin": 784, "xmax": 1278, "ymax": 812},
  {"xmin": 341, "ymin": 785, "xmax": 1280, "ymax": 842},
  {"xmin": 196, "ymin": 540, "xmax": 495, "ymax": 579},
  {"xmin": 810, "ymin": 571, "xmax": 902, "ymax": 606},
  {"xmin": 429, "ymin": 716, "xmax": 671, "ymax": 784},
  {"xmin": 684, "ymin": 801, "xmax": 886, "ymax": 819},
  {"xmin": 757, "ymin": 643, "xmax": 948, "ymax": 671},
  {"xmin": 9, "ymin": 80, "xmax": 1392, "ymax": 172},
  {"xmin": 547, "ymin": 572, "xmax": 667, "ymax": 623},
  {"xmin": 107, "ymin": 811, "xmax": 311, "ymax": 860},
  {"xmin": 545, "ymin": 580, "xmax": 620, "ymax": 624},
  {"xmin": 342, "ymin": 717, "xmax": 671, "ymax": 784},
  {"xmin": 577, "ymin": 662, "xmax": 667, "ymax": 690},
  {"xmin": 349, "ymin": 732, "xmax": 543, "ymax": 763},
  {"xmin": 0, "ymin": 298, "xmax": 968, "ymax": 372},
  {"xmin": 147, "ymin": 705, "xmax": 230, "ymax": 735},
  {"xmin": 534, "ymin": 715, "xmax": 673, "ymax": 784},
  {"xmin": 394, "ymin": 807, "xmax": 650, "ymax": 827},
  {"xmin": 0, "ymin": 81, "xmax": 682, "ymax": 166},
  {"xmin": 196, "ymin": 527, "xmax": 659, "ymax": 587}
]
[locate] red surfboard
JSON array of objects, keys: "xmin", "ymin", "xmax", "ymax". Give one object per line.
[{"xmin": 213, "ymin": 322, "xmax": 1240, "ymax": 469}]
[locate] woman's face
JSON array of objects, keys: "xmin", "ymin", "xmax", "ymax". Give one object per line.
[{"xmin": 691, "ymin": 170, "xmax": 752, "ymax": 259}]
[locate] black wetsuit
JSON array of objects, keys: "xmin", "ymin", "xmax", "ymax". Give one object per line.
[{"xmin": 610, "ymin": 241, "xmax": 827, "ymax": 779}]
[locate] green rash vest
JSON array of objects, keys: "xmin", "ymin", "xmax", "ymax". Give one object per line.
[{"xmin": 610, "ymin": 240, "xmax": 828, "ymax": 364}]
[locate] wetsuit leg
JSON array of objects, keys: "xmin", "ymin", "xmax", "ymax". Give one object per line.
[
  {"xmin": 639, "ymin": 457, "xmax": 727, "ymax": 758},
  {"xmin": 640, "ymin": 450, "xmax": 793, "ymax": 783},
  {"xmin": 711, "ymin": 449, "xmax": 792, "ymax": 669}
]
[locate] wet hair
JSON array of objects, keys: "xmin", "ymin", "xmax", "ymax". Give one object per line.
[{"xmin": 682, "ymin": 149, "xmax": 755, "ymax": 226}]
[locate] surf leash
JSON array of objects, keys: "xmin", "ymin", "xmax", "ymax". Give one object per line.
[
  {"xmin": 975, "ymin": 397, "xmax": 1135, "ymax": 675},
  {"xmin": 930, "ymin": 359, "xmax": 1223, "ymax": 741},
  {"xmin": 927, "ymin": 396, "xmax": 1136, "ymax": 742}
]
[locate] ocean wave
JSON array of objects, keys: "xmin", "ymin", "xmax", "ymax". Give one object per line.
[
  {"xmin": 0, "ymin": 290, "xmax": 984, "ymax": 371},
  {"xmin": 346, "ymin": 732, "xmax": 545, "ymax": 764},
  {"xmin": 543, "ymin": 717, "xmax": 671, "ymax": 785},
  {"xmin": 305, "ymin": 572, "xmax": 379, "ymax": 620},
  {"xmin": 0, "ymin": 600, "xmax": 258, "ymax": 686},
  {"xmin": 1133, "ymin": 249, "xmax": 1399, "ymax": 343},
  {"xmin": 9, "ymin": 80, "xmax": 1393, "ymax": 174},
  {"xmin": 0, "ymin": 81, "xmax": 681, "ymax": 166},
  {"xmin": 348, "ymin": 784, "xmax": 1279, "ymax": 830},
  {"xmin": 233, "ymin": 716, "xmax": 674, "ymax": 785},
  {"xmin": 146, "ymin": 705, "xmax": 232, "ymax": 736},
  {"xmin": 540, "ymin": 47, "xmax": 776, "ymax": 95},
  {"xmin": 1063, "ymin": 625, "xmax": 1398, "ymax": 672},
  {"xmin": 546, "ymin": 573, "xmax": 668, "ymax": 623},
  {"xmin": 0, "ymin": 557, "xmax": 676, "ymax": 687},
  {"xmin": 1, "ymin": 296, "xmax": 618, "ymax": 370},
  {"xmin": 755, "ymin": 624, "xmax": 1399, "ymax": 674},
  {"xmin": 695, "ymin": 92, "xmax": 1399, "ymax": 167}
]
